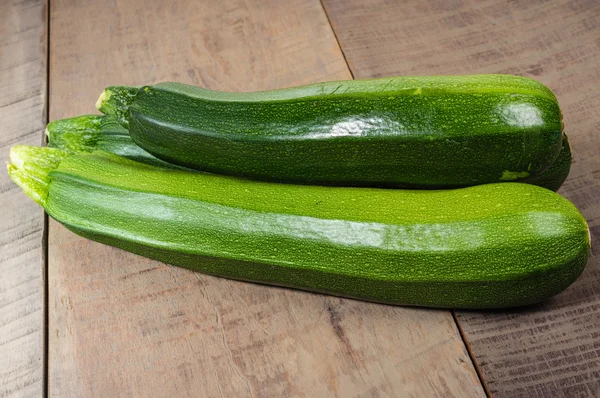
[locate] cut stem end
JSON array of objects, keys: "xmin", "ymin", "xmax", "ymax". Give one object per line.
[
  {"xmin": 7, "ymin": 145, "xmax": 68, "ymax": 207},
  {"xmin": 95, "ymin": 85, "xmax": 140, "ymax": 128}
]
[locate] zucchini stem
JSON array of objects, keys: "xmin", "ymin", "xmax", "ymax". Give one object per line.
[
  {"xmin": 45, "ymin": 114, "xmax": 189, "ymax": 170},
  {"xmin": 46, "ymin": 115, "xmax": 103, "ymax": 153},
  {"xmin": 7, "ymin": 145, "xmax": 68, "ymax": 207},
  {"xmin": 95, "ymin": 85, "xmax": 139, "ymax": 128}
]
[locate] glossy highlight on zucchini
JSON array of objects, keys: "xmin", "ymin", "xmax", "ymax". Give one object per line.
[
  {"xmin": 8, "ymin": 145, "xmax": 589, "ymax": 309},
  {"xmin": 46, "ymin": 115, "xmax": 572, "ymax": 191},
  {"xmin": 97, "ymin": 75, "xmax": 564, "ymax": 188}
]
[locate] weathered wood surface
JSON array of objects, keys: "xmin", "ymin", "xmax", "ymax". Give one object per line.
[
  {"xmin": 47, "ymin": 0, "xmax": 484, "ymax": 396},
  {"xmin": 322, "ymin": 0, "xmax": 600, "ymax": 396},
  {"xmin": 0, "ymin": 1, "xmax": 47, "ymax": 397}
]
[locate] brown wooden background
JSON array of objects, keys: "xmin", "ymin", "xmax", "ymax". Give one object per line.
[{"xmin": 1, "ymin": 0, "xmax": 599, "ymax": 396}]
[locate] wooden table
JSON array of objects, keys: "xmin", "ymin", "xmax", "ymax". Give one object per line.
[{"xmin": 2, "ymin": 0, "xmax": 599, "ymax": 396}]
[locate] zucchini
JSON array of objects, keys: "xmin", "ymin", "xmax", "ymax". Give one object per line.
[
  {"xmin": 96, "ymin": 75, "xmax": 564, "ymax": 187},
  {"xmin": 46, "ymin": 115, "xmax": 572, "ymax": 191},
  {"xmin": 45, "ymin": 115, "xmax": 186, "ymax": 170},
  {"xmin": 521, "ymin": 134, "xmax": 571, "ymax": 191},
  {"xmin": 8, "ymin": 145, "xmax": 589, "ymax": 309}
]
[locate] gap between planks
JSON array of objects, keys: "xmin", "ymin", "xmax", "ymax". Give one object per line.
[
  {"xmin": 452, "ymin": 311, "xmax": 491, "ymax": 397},
  {"xmin": 318, "ymin": 0, "xmax": 355, "ymax": 80},
  {"xmin": 43, "ymin": 0, "xmax": 51, "ymax": 396}
]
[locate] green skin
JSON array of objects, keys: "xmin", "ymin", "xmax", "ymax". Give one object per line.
[
  {"xmin": 46, "ymin": 114, "xmax": 572, "ymax": 192},
  {"xmin": 521, "ymin": 135, "xmax": 571, "ymax": 191},
  {"xmin": 8, "ymin": 146, "xmax": 589, "ymax": 309},
  {"xmin": 46, "ymin": 115, "xmax": 187, "ymax": 170},
  {"xmin": 97, "ymin": 75, "xmax": 564, "ymax": 188}
]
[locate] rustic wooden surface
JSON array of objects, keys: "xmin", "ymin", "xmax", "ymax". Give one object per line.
[
  {"xmin": 4, "ymin": 0, "xmax": 598, "ymax": 396},
  {"xmin": 45, "ymin": 0, "xmax": 484, "ymax": 396},
  {"xmin": 0, "ymin": 0, "xmax": 47, "ymax": 397},
  {"xmin": 322, "ymin": 0, "xmax": 600, "ymax": 396}
]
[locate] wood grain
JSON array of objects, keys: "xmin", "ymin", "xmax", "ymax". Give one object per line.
[
  {"xmin": 47, "ymin": 0, "xmax": 484, "ymax": 396},
  {"xmin": 322, "ymin": 0, "xmax": 600, "ymax": 396},
  {"xmin": 0, "ymin": 0, "xmax": 47, "ymax": 397}
]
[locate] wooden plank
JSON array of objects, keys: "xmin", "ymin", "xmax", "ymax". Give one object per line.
[
  {"xmin": 0, "ymin": 1, "xmax": 47, "ymax": 397},
  {"xmin": 322, "ymin": 0, "xmax": 600, "ymax": 396},
  {"xmin": 47, "ymin": 0, "xmax": 485, "ymax": 396}
]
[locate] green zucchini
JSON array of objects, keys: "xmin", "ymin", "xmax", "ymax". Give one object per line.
[
  {"xmin": 46, "ymin": 115, "xmax": 572, "ymax": 191},
  {"xmin": 96, "ymin": 75, "xmax": 564, "ymax": 188},
  {"xmin": 521, "ymin": 134, "xmax": 571, "ymax": 191},
  {"xmin": 45, "ymin": 115, "xmax": 186, "ymax": 170},
  {"xmin": 8, "ymin": 145, "xmax": 589, "ymax": 309}
]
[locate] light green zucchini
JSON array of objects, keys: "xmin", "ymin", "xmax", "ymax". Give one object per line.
[{"xmin": 8, "ymin": 145, "xmax": 589, "ymax": 309}]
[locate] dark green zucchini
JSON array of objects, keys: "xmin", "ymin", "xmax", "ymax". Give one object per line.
[{"xmin": 97, "ymin": 75, "xmax": 564, "ymax": 187}]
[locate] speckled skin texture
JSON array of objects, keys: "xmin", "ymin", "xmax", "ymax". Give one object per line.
[
  {"xmin": 10, "ymin": 148, "xmax": 589, "ymax": 309},
  {"xmin": 521, "ymin": 134, "xmax": 571, "ymax": 191},
  {"xmin": 46, "ymin": 115, "xmax": 186, "ymax": 170},
  {"xmin": 46, "ymin": 114, "xmax": 571, "ymax": 192},
  {"xmin": 100, "ymin": 75, "xmax": 564, "ymax": 187}
]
